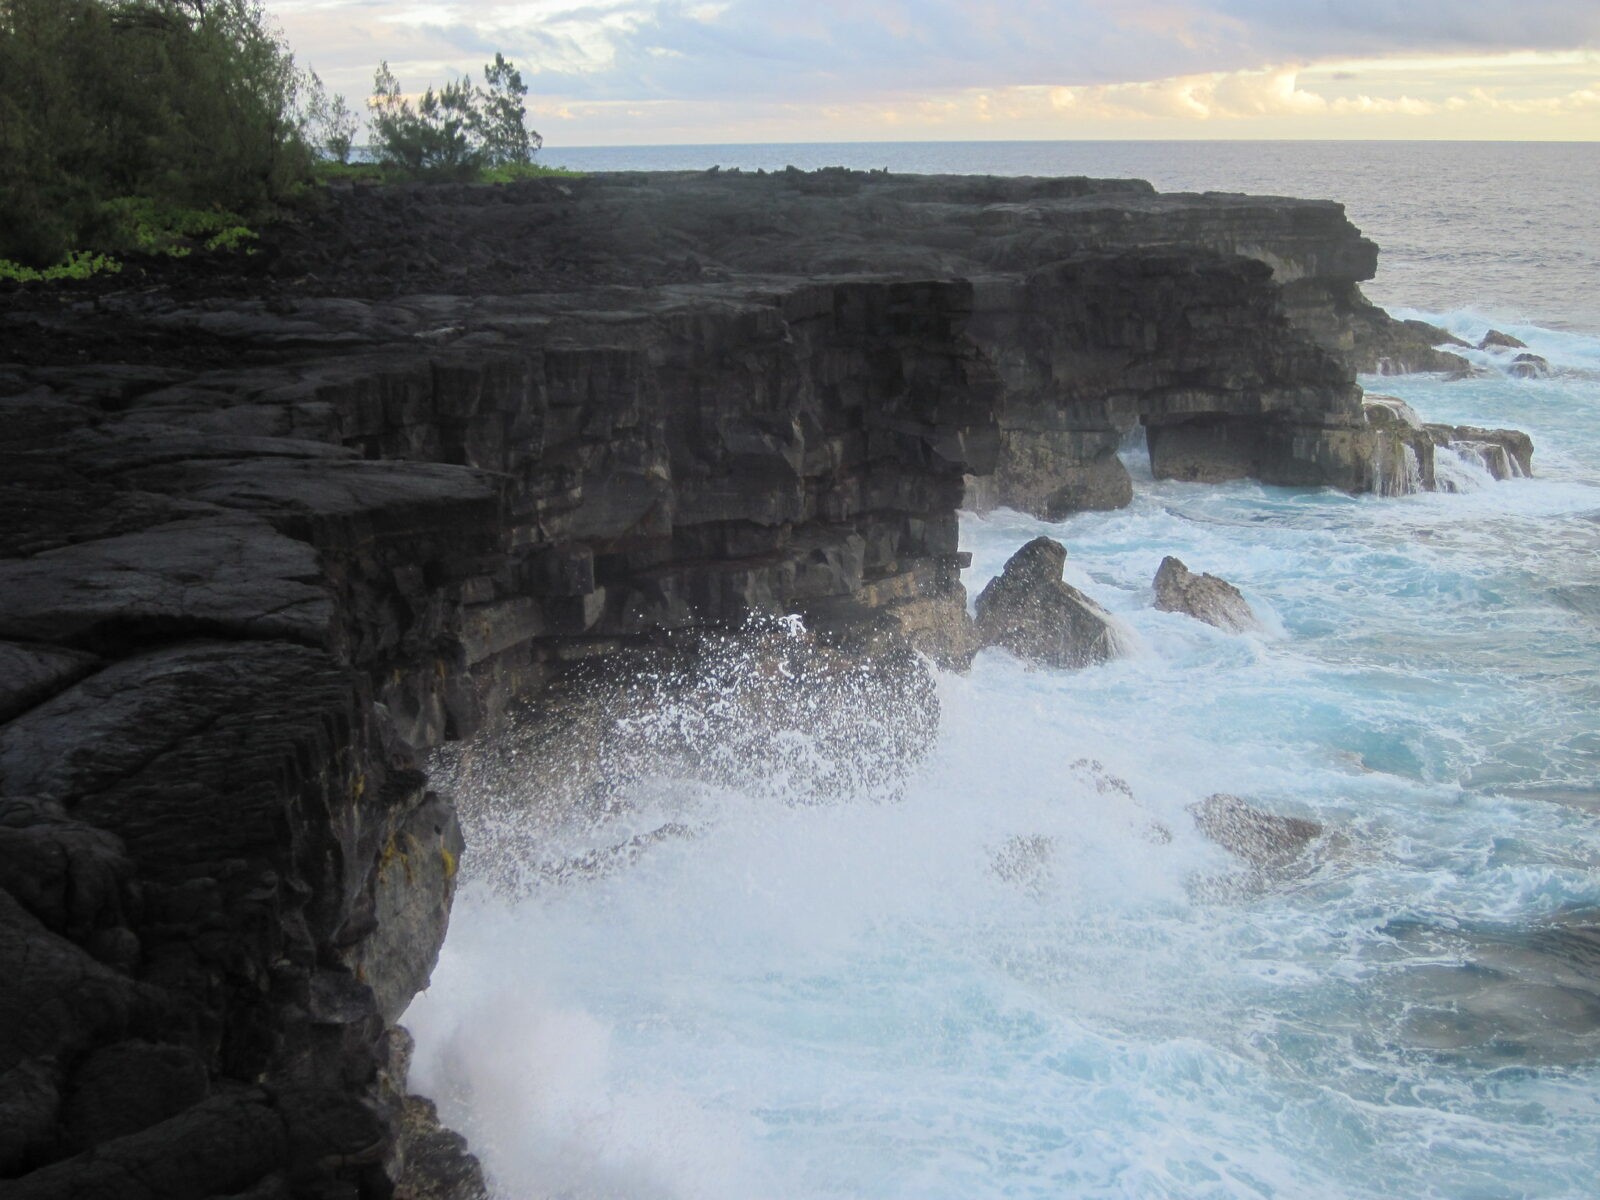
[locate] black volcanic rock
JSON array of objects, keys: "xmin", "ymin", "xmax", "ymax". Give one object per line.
[
  {"xmin": 1479, "ymin": 329, "xmax": 1528, "ymax": 351},
  {"xmin": 0, "ymin": 169, "xmax": 1496, "ymax": 1197},
  {"xmin": 974, "ymin": 537, "xmax": 1123, "ymax": 669}
]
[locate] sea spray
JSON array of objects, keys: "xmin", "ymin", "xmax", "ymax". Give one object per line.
[{"xmin": 408, "ymin": 317, "xmax": 1600, "ymax": 1199}]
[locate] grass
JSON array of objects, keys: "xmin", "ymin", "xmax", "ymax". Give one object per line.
[{"xmin": 308, "ymin": 158, "xmax": 582, "ymax": 186}]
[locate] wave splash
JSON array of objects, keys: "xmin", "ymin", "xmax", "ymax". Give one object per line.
[{"xmin": 407, "ymin": 316, "xmax": 1600, "ymax": 1200}]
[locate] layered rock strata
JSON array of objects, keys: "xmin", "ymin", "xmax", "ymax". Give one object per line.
[
  {"xmin": 0, "ymin": 169, "xmax": 1493, "ymax": 1197},
  {"xmin": 0, "ymin": 269, "xmax": 996, "ymax": 1198},
  {"xmin": 262, "ymin": 170, "xmax": 1480, "ymax": 515},
  {"xmin": 1362, "ymin": 395, "xmax": 1534, "ymax": 493}
]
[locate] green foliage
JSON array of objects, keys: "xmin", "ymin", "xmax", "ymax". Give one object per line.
[
  {"xmin": 0, "ymin": 0, "xmax": 309, "ymax": 266},
  {"xmin": 478, "ymin": 52, "xmax": 541, "ymax": 167},
  {"xmin": 0, "ymin": 251, "xmax": 123, "ymax": 283},
  {"xmin": 370, "ymin": 61, "xmax": 481, "ymax": 178},
  {"xmin": 96, "ymin": 196, "xmax": 258, "ymax": 257},
  {"xmin": 301, "ymin": 69, "xmax": 359, "ymax": 164},
  {"xmin": 369, "ymin": 55, "xmax": 543, "ymax": 179},
  {"xmin": 479, "ymin": 163, "xmax": 581, "ymax": 183}
]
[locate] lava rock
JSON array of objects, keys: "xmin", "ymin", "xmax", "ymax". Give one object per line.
[
  {"xmin": 1153, "ymin": 557, "xmax": 1260, "ymax": 632},
  {"xmin": 974, "ymin": 537, "xmax": 1123, "ymax": 669},
  {"xmin": 1478, "ymin": 329, "xmax": 1528, "ymax": 351},
  {"xmin": 1191, "ymin": 793, "xmax": 1323, "ymax": 870}
]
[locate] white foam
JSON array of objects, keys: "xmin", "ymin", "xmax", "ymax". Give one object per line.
[{"xmin": 409, "ymin": 359, "xmax": 1600, "ymax": 1199}]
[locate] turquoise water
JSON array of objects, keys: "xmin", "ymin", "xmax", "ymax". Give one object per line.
[{"xmin": 406, "ymin": 149, "xmax": 1600, "ymax": 1198}]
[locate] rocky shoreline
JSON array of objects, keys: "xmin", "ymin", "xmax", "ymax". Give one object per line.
[{"xmin": 0, "ymin": 170, "xmax": 1528, "ymax": 1198}]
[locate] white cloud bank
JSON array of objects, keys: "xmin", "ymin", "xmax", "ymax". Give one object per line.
[{"xmin": 271, "ymin": 0, "xmax": 1600, "ymax": 142}]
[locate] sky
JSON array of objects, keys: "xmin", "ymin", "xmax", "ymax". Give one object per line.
[{"xmin": 273, "ymin": 0, "xmax": 1600, "ymax": 145}]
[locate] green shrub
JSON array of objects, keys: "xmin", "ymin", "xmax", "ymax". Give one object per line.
[
  {"xmin": 0, "ymin": 0, "xmax": 309, "ymax": 266},
  {"xmin": 301, "ymin": 69, "xmax": 359, "ymax": 164},
  {"xmin": 0, "ymin": 251, "xmax": 123, "ymax": 283},
  {"xmin": 368, "ymin": 55, "xmax": 543, "ymax": 180},
  {"xmin": 479, "ymin": 163, "xmax": 582, "ymax": 183}
]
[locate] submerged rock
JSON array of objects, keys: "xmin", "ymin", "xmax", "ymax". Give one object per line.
[
  {"xmin": 1153, "ymin": 557, "xmax": 1260, "ymax": 632},
  {"xmin": 974, "ymin": 537, "xmax": 1123, "ymax": 669},
  {"xmin": 1385, "ymin": 914, "xmax": 1600, "ymax": 1065},
  {"xmin": 1190, "ymin": 793, "xmax": 1323, "ymax": 871},
  {"xmin": 1509, "ymin": 352, "xmax": 1552, "ymax": 379},
  {"xmin": 1478, "ymin": 329, "xmax": 1528, "ymax": 351}
]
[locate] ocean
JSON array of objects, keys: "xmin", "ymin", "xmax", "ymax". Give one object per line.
[{"xmin": 405, "ymin": 142, "xmax": 1600, "ymax": 1199}]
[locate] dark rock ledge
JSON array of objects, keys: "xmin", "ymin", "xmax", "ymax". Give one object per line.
[{"xmin": 0, "ymin": 170, "xmax": 1510, "ymax": 1198}]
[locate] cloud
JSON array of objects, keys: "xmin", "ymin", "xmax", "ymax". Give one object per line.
[
  {"xmin": 1046, "ymin": 65, "xmax": 1442, "ymax": 121},
  {"xmin": 271, "ymin": 0, "xmax": 1600, "ymax": 141}
]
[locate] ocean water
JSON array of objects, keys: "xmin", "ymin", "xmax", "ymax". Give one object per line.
[{"xmin": 406, "ymin": 143, "xmax": 1600, "ymax": 1199}]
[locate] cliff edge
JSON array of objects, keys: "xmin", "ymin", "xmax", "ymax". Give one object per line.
[{"xmin": 0, "ymin": 170, "xmax": 1473, "ymax": 1199}]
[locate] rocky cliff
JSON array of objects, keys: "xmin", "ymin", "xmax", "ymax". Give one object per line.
[{"xmin": 0, "ymin": 170, "xmax": 1492, "ymax": 1198}]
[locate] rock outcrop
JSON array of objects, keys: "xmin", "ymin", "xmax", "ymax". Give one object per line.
[
  {"xmin": 0, "ymin": 169, "xmax": 1491, "ymax": 1196},
  {"xmin": 1153, "ymin": 557, "xmax": 1259, "ymax": 632},
  {"xmin": 973, "ymin": 537, "xmax": 1124, "ymax": 669},
  {"xmin": 1479, "ymin": 329, "xmax": 1528, "ymax": 351},
  {"xmin": 1356, "ymin": 395, "xmax": 1534, "ymax": 494},
  {"xmin": 1509, "ymin": 352, "xmax": 1553, "ymax": 379},
  {"xmin": 1191, "ymin": 793, "xmax": 1324, "ymax": 871}
]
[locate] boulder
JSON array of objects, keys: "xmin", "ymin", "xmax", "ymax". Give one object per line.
[
  {"xmin": 1190, "ymin": 793, "xmax": 1323, "ymax": 870},
  {"xmin": 1508, "ymin": 352, "xmax": 1552, "ymax": 379},
  {"xmin": 1153, "ymin": 557, "xmax": 1260, "ymax": 632},
  {"xmin": 974, "ymin": 537, "xmax": 1124, "ymax": 669},
  {"xmin": 1478, "ymin": 329, "xmax": 1528, "ymax": 351}
]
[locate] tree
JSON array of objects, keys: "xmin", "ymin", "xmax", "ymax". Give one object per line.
[
  {"xmin": 302, "ymin": 70, "xmax": 358, "ymax": 163},
  {"xmin": 369, "ymin": 61, "xmax": 481, "ymax": 178},
  {"xmin": 368, "ymin": 54, "xmax": 542, "ymax": 179},
  {"xmin": 0, "ymin": 0, "xmax": 311, "ymax": 265},
  {"xmin": 476, "ymin": 52, "xmax": 541, "ymax": 166}
]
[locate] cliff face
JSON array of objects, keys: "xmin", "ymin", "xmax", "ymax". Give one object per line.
[
  {"xmin": 251, "ymin": 168, "xmax": 1452, "ymax": 518},
  {"xmin": 0, "ymin": 171, "xmax": 1473, "ymax": 1198}
]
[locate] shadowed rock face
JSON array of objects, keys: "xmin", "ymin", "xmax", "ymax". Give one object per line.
[
  {"xmin": 0, "ymin": 169, "xmax": 1470, "ymax": 1197},
  {"xmin": 974, "ymin": 537, "xmax": 1124, "ymax": 669},
  {"xmin": 1153, "ymin": 557, "xmax": 1259, "ymax": 633}
]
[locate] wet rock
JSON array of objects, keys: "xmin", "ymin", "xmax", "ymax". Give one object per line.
[
  {"xmin": 394, "ymin": 1095, "xmax": 488, "ymax": 1200},
  {"xmin": 1508, "ymin": 352, "xmax": 1552, "ymax": 378},
  {"xmin": 974, "ymin": 537, "xmax": 1123, "ymax": 669},
  {"xmin": 1478, "ymin": 329, "xmax": 1528, "ymax": 351},
  {"xmin": 1347, "ymin": 312, "xmax": 1471, "ymax": 376},
  {"xmin": 1424, "ymin": 423, "xmax": 1534, "ymax": 479},
  {"xmin": 1190, "ymin": 793, "xmax": 1323, "ymax": 870},
  {"xmin": 1386, "ymin": 914, "xmax": 1600, "ymax": 1065},
  {"xmin": 1361, "ymin": 394, "xmax": 1425, "ymax": 433},
  {"xmin": 357, "ymin": 793, "xmax": 466, "ymax": 1024},
  {"xmin": 1153, "ymin": 557, "xmax": 1259, "ymax": 632}
]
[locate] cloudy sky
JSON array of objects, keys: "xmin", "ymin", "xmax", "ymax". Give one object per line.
[{"xmin": 275, "ymin": 0, "xmax": 1600, "ymax": 144}]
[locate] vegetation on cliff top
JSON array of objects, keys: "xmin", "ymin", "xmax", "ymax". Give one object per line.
[{"xmin": 0, "ymin": 0, "xmax": 567, "ymax": 278}]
